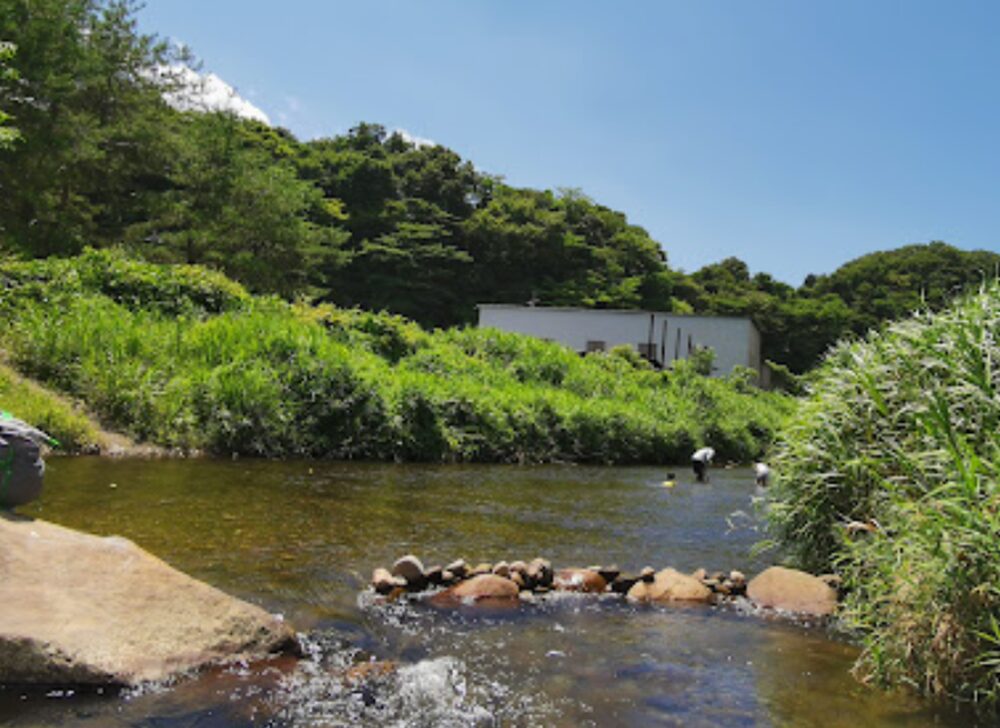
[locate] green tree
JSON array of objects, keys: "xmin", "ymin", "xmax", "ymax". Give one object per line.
[
  {"xmin": 133, "ymin": 112, "xmax": 328, "ymax": 296},
  {"xmin": 0, "ymin": 0, "xmax": 179, "ymax": 255},
  {"xmin": 0, "ymin": 41, "xmax": 19, "ymax": 149}
]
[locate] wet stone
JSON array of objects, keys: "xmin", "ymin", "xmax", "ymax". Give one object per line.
[
  {"xmin": 372, "ymin": 567, "xmax": 400, "ymax": 595},
  {"xmin": 597, "ymin": 565, "xmax": 621, "ymax": 584},
  {"xmin": 611, "ymin": 574, "xmax": 640, "ymax": 594},
  {"xmin": 425, "ymin": 565, "xmax": 444, "ymax": 586},
  {"xmin": 391, "ymin": 555, "xmax": 425, "ymax": 586},
  {"xmin": 554, "ymin": 568, "xmax": 608, "ymax": 594}
]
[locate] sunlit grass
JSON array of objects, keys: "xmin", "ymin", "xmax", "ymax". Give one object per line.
[
  {"xmin": 762, "ymin": 281, "xmax": 1000, "ymax": 712},
  {"xmin": 0, "ymin": 251, "xmax": 792, "ymax": 464},
  {"xmin": 0, "ymin": 362, "xmax": 103, "ymax": 452}
]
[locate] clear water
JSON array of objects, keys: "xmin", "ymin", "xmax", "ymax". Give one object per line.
[{"xmin": 0, "ymin": 458, "xmax": 977, "ymax": 726}]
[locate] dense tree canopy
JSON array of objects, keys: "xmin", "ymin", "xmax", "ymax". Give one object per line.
[{"xmin": 1, "ymin": 0, "xmax": 997, "ymax": 374}]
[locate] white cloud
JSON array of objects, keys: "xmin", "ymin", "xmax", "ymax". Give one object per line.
[
  {"xmin": 395, "ymin": 127, "xmax": 435, "ymax": 148},
  {"xmin": 152, "ymin": 65, "xmax": 270, "ymax": 125}
]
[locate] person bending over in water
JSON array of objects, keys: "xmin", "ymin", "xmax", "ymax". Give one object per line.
[
  {"xmin": 691, "ymin": 447, "xmax": 714, "ymax": 482},
  {"xmin": 753, "ymin": 462, "xmax": 771, "ymax": 487},
  {"xmin": 0, "ymin": 412, "xmax": 56, "ymax": 512}
]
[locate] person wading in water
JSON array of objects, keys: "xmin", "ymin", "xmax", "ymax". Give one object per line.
[{"xmin": 691, "ymin": 447, "xmax": 715, "ymax": 483}]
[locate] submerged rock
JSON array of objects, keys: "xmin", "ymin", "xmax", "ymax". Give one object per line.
[
  {"xmin": 0, "ymin": 516, "xmax": 297, "ymax": 687},
  {"xmin": 746, "ymin": 566, "xmax": 838, "ymax": 617},
  {"xmin": 627, "ymin": 568, "xmax": 712, "ymax": 603},
  {"xmin": 342, "ymin": 659, "xmax": 398, "ymax": 685}
]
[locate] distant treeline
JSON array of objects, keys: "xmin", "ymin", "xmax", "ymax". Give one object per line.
[{"xmin": 1, "ymin": 0, "xmax": 998, "ymax": 373}]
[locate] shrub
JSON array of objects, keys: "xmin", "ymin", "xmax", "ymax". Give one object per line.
[
  {"xmin": 762, "ymin": 281, "xmax": 1000, "ymax": 711},
  {"xmin": 0, "ymin": 252, "xmax": 792, "ymax": 464}
]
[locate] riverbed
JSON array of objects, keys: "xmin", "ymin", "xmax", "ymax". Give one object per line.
[{"xmin": 0, "ymin": 459, "xmax": 976, "ymax": 726}]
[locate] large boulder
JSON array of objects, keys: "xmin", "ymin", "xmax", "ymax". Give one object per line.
[
  {"xmin": 747, "ymin": 566, "xmax": 838, "ymax": 617},
  {"xmin": 0, "ymin": 516, "xmax": 297, "ymax": 686},
  {"xmin": 627, "ymin": 568, "xmax": 712, "ymax": 603}
]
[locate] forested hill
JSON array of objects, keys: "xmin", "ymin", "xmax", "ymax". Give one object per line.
[{"xmin": 1, "ymin": 0, "xmax": 998, "ymax": 374}]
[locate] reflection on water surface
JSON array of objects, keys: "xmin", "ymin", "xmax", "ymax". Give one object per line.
[{"xmin": 1, "ymin": 458, "xmax": 976, "ymax": 726}]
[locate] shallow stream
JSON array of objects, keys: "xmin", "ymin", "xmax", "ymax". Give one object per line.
[{"xmin": 0, "ymin": 459, "xmax": 977, "ymax": 726}]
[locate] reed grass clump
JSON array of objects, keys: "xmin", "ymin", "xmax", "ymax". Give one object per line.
[
  {"xmin": 0, "ymin": 253, "xmax": 790, "ymax": 463},
  {"xmin": 763, "ymin": 281, "xmax": 1000, "ymax": 711}
]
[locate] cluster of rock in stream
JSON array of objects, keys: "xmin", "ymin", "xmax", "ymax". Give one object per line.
[{"xmin": 371, "ymin": 555, "xmax": 841, "ymax": 618}]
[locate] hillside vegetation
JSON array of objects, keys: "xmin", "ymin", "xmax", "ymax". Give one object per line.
[
  {"xmin": 763, "ymin": 281, "xmax": 1000, "ymax": 711},
  {"xmin": 2, "ymin": 1, "xmax": 997, "ymax": 374},
  {"xmin": 0, "ymin": 250, "xmax": 791, "ymax": 463}
]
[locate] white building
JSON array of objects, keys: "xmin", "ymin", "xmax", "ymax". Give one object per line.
[{"xmin": 477, "ymin": 304, "xmax": 764, "ymax": 383}]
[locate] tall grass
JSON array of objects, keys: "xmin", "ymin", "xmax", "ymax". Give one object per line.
[
  {"xmin": 762, "ymin": 281, "xmax": 1000, "ymax": 711},
  {"xmin": 0, "ymin": 252, "xmax": 791, "ymax": 463},
  {"xmin": 0, "ymin": 362, "xmax": 103, "ymax": 452}
]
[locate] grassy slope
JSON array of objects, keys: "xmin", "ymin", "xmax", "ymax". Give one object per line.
[
  {"xmin": 0, "ymin": 249, "xmax": 791, "ymax": 463},
  {"xmin": 0, "ymin": 361, "xmax": 104, "ymax": 452},
  {"xmin": 763, "ymin": 281, "xmax": 1000, "ymax": 711}
]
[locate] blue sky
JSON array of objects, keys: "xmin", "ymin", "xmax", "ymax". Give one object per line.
[{"xmin": 138, "ymin": 1, "xmax": 1000, "ymax": 285}]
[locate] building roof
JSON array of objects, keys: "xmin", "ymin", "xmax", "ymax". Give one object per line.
[{"xmin": 476, "ymin": 303, "xmax": 760, "ymax": 331}]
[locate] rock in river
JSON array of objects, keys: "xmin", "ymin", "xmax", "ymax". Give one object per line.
[
  {"xmin": 746, "ymin": 566, "xmax": 838, "ymax": 617},
  {"xmin": 627, "ymin": 568, "xmax": 712, "ymax": 603},
  {"xmin": 435, "ymin": 574, "xmax": 520, "ymax": 603},
  {"xmin": 391, "ymin": 554, "xmax": 426, "ymax": 587},
  {"xmin": 0, "ymin": 515, "xmax": 297, "ymax": 687},
  {"xmin": 553, "ymin": 568, "xmax": 608, "ymax": 594}
]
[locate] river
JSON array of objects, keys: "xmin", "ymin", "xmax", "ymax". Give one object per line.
[{"xmin": 0, "ymin": 458, "xmax": 976, "ymax": 726}]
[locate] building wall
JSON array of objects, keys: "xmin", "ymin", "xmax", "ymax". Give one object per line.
[
  {"xmin": 477, "ymin": 305, "xmax": 763, "ymax": 382},
  {"xmin": 655, "ymin": 314, "xmax": 758, "ymax": 376},
  {"xmin": 478, "ymin": 306, "xmax": 656, "ymax": 353}
]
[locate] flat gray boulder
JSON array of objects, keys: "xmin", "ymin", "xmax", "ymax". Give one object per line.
[{"xmin": 0, "ymin": 515, "xmax": 297, "ymax": 686}]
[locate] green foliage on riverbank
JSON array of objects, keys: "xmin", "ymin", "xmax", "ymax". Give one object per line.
[
  {"xmin": 0, "ymin": 362, "xmax": 102, "ymax": 452},
  {"xmin": 762, "ymin": 281, "xmax": 1000, "ymax": 711},
  {"xmin": 0, "ymin": 251, "xmax": 790, "ymax": 463}
]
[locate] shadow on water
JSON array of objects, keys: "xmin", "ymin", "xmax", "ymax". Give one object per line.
[{"xmin": 1, "ymin": 459, "xmax": 981, "ymax": 726}]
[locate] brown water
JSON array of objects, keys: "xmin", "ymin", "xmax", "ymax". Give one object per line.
[{"xmin": 0, "ymin": 458, "xmax": 976, "ymax": 726}]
